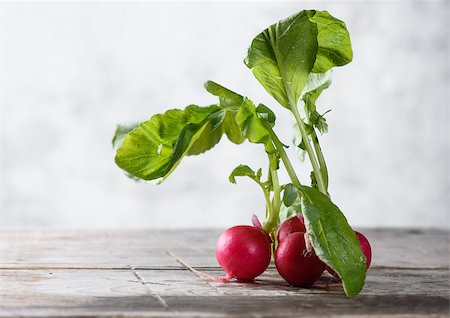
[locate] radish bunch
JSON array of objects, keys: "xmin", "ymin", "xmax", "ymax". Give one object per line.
[
  {"xmin": 114, "ymin": 9, "xmax": 370, "ymax": 297},
  {"xmin": 216, "ymin": 215, "xmax": 372, "ymax": 286}
]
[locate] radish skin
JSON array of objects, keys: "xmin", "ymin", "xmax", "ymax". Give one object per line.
[
  {"xmin": 275, "ymin": 232, "xmax": 325, "ymax": 287},
  {"xmin": 276, "ymin": 215, "xmax": 306, "ymax": 243},
  {"xmin": 216, "ymin": 225, "xmax": 271, "ymax": 282}
]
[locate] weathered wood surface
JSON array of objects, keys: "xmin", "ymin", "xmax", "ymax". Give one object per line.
[{"xmin": 0, "ymin": 229, "xmax": 448, "ymax": 317}]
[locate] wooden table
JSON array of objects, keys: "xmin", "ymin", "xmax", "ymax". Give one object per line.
[{"xmin": 0, "ymin": 229, "xmax": 448, "ymax": 317}]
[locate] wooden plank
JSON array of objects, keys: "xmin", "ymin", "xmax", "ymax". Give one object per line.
[
  {"xmin": 0, "ymin": 230, "xmax": 184, "ymax": 269},
  {"xmin": 364, "ymin": 228, "xmax": 449, "ymax": 269},
  {"xmin": 163, "ymin": 293, "xmax": 448, "ymax": 317},
  {"xmin": 0, "ymin": 269, "xmax": 167, "ymax": 317},
  {"xmin": 0, "ymin": 268, "xmax": 447, "ymax": 317},
  {"xmin": 0, "ymin": 229, "xmax": 448, "ymax": 269}
]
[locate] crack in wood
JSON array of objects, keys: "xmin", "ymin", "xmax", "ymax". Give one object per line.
[
  {"xmin": 166, "ymin": 250, "xmax": 227, "ymax": 295},
  {"xmin": 128, "ymin": 265, "xmax": 170, "ymax": 310}
]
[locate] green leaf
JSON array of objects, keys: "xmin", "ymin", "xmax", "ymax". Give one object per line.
[
  {"xmin": 203, "ymin": 81, "xmax": 246, "ymax": 144},
  {"xmin": 301, "ymin": 71, "xmax": 332, "ymax": 107},
  {"xmin": 282, "ymin": 183, "xmax": 298, "ymax": 207},
  {"xmin": 245, "ymin": 10, "xmax": 352, "ymax": 108},
  {"xmin": 235, "ymin": 99, "xmax": 276, "ymax": 153},
  {"xmin": 235, "ymin": 99, "xmax": 280, "ymax": 169},
  {"xmin": 310, "ymin": 11, "xmax": 353, "ymax": 73},
  {"xmin": 112, "ymin": 123, "xmax": 146, "ymax": 182},
  {"xmin": 256, "ymin": 104, "xmax": 276, "ymax": 127},
  {"xmin": 115, "ymin": 81, "xmax": 284, "ymax": 182},
  {"xmin": 298, "ymin": 185, "xmax": 366, "ymax": 297},
  {"xmin": 204, "ymin": 81, "xmax": 281, "ymax": 156},
  {"xmin": 293, "ymin": 71, "xmax": 332, "ymax": 160},
  {"xmin": 228, "ymin": 165, "xmax": 262, "ymax": 184},
  {"xmin": 302, "ymin": 71, "xmax": 332, "ymax": 132},
  {"xmin": 303, "ymin": 70, "xmax": 332, "ymax": 95},
  {"xmin": 115, "ymin": 105, "xmax": 222, "ymax": 181},
  {"xmin": 279, "ymin": 195, "xmax": 302, "ymax": 224},
  {"xmin": 207, "ymin": 109, "xmax": 227, "ymax": 130},
  {"xmin": 204, "ymin": 80, "xmax": 244, "ymax": 107},
  {"xmin": 112, "ymin": 122, "xmax": 140, "ymax": 149},
  {"xmin": 295, "ymin": 71, "xmax": 331, "ymax": 125},
  {"xmin": 310, "ymin": 111, "xmax": 329, "ymax": 134},
  {"xmin": 245, "ymin": 10, "xmax": 318, "ymax": 108},
  {"xmin": 222, "ymin": 110, "xmax": 246, "ymax": 144},
  {"xmin": 185, "ymin": 117, "xmax": 224, "ymax": 156}
]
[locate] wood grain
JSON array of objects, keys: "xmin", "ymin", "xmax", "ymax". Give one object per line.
[{"xmin": 0, "ymin": 229, "xmax": 448, "ymax": 317}]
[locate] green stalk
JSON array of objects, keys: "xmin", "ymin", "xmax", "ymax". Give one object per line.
[
  {"xmin": 262, "ymin": 185, "xmax": 273, "ymax": 225},
  {"xmin": 263, "ymin": 164, "xmax": 281, "ymax": 233},
  {"xmin": 291, "ymin": 106, "xmax": 328, "ymax": 195},
  {"xmin": 271, "ymin": 168, "xmax": 281, "ymax": 216},
  {"xmin": 264, "ymin": 124, "xmax": 302, "ymax": 187},
  {"xmin": 311, "ymin": 129, "xmax": 328, "ymax": 191}
]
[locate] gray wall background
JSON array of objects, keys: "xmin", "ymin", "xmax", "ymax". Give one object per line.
[{"xmin": 0, "ymin": 1, "xmax": 448, "ymax": 229}]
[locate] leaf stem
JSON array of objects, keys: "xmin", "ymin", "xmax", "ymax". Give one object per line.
[
  {"xmin": 263, "ymin": 163, "xmax": 281, "ymax": 233},
  {"xmin": 311, "ymin": 129, "xmax": 328, "ymax": 191},
  {"xmin": 291, "ymin": 105, "xmax": 328, "ymax": 195},
  {"xmin": 264, "ymin": 125, "xmax": 302, "ymax": 187},
  {"xmin": 262, "ymin": 184, "xmax": 273, "ymax": 225}
]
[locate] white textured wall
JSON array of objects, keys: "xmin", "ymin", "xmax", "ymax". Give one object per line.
[{"xmin": 0, "ymin": 1, "xmax": 448, "ymax": 229}]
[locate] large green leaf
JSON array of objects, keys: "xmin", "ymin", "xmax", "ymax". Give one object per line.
[
  {"xmin": 115, "ymin": 105, "xmax": 222, "ymax": 181},
  {"xmin": 298, "ymin": 185, "xmax": 366, "ymax": 297},
  {"xmin": 245, "ymin": 10, "xmax": 318, "ymax": 108},
  {"xmin": 115, "ymin": 82, "xmax": 282, "ymax": 181},
  {"xmin": 245, "ymin": 10, "xmax": 352, "ymax": 108}
]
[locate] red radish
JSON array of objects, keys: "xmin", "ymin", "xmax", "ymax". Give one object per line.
[
  {"xmin": 276, "ymin": 215, "xmax": 306, "ymax": 243},
  {"xmin": 275, "ymin": 232, "xmax": 325, "ymax": 287},
  {"xmin": 326, "ymin": 231, "xmax": 372, "ymax": 277},
  {"xmin": 216, "ymin": 225, "xmax": 271, "ymax": 282}
]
